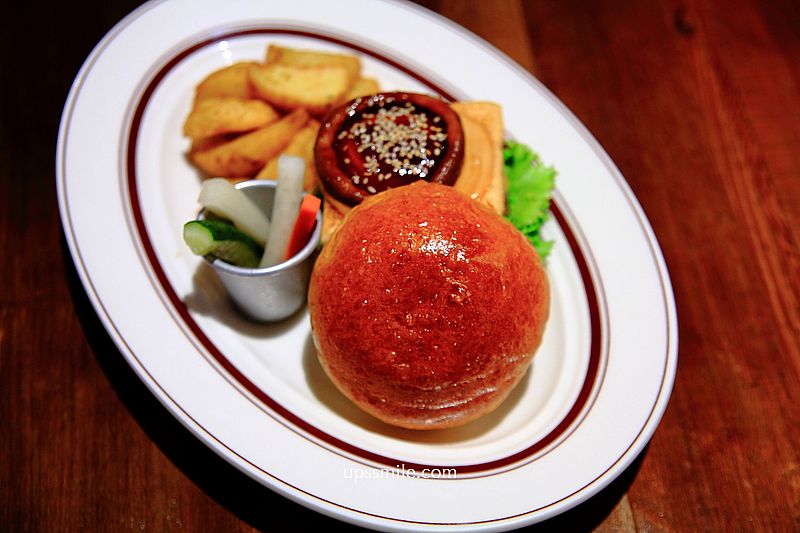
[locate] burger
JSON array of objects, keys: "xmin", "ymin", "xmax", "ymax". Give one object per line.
[{"xmin": 309, "ymin": 93, "xmax": 550, "ymax": 430}]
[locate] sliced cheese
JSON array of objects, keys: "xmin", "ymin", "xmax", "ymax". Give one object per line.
[{"xmin": 451, "ymin": 101, "xmax": 506, "ymax": 215}]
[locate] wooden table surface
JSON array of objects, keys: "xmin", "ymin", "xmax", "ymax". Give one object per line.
[{"xmin": 3, "ymin": 0, "xmax": 799, "ymax": 530}]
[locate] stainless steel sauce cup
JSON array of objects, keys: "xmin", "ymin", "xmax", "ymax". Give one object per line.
[{"xmin": 200, "ymin": 180, "xmax": 321, "ymax": 322}]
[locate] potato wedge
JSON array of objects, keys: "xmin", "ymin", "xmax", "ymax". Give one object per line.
[
  {"xmin": 189, "ymin": 133, "xmax": 237, "ymax": 154},
  {"xmin": 191, "ymin": 108, "xmax": 309, "ymax": 178},
  {"xmin": 249, "ymin": 63, "xmax": 354, "ymax": 116},
  {"xmin": 265, "ymin": 45, "xmax": 361, "ymax": 80},
  {"xmin": 256, "ymin": 120, "xmax": 320, "ymax": 192},
  {"xmin": 183, "ymin": 97, "xmax": 279, "ymax": 140},
  {"xmin": 342, "ymin": 77, "xmax": 380, "ymax": 102},
  {"xmin": 195, "ymin": 62, "xmax": 258, "ymax": 101}
]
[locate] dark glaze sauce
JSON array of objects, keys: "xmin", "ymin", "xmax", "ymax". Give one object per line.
[{"xmin": 315, "ymin": 92, "xmax": 464, "ymax": 206}]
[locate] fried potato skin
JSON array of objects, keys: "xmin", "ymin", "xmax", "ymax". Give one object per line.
[
  {"xmin": 265, "ymin": 45, "xmax": 361, "ymax": 80},
  {"xmin": 341, "ymin": 77, "xmax": 380, "ymax": 102},
  {"xmin": 191, "ymin": 108, "xmax": 309, "ymax": 178},
  {"xmin": 186, "ymin": 46, "xmax": 377, "ymax": 185},
  {"xmin": 194, "ymin": 62, "xmax": 259, "ymax": 101},
  {"xmin": 183, "ymin": 97, "xmax": 279, "ymax": 140},
  {"xmin": 256, "ymin": 120, "xmax": 321, "ymax": 192},
  {"xmin": 249, "ymin": 63, "xmax": 355, "ymax": 117}
]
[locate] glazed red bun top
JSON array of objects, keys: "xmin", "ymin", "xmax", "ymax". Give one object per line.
[{"xmin": 308, "ymin": 182, "xmax": 549, "ymax": 428}]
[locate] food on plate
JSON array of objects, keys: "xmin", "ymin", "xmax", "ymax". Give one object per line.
[
  {"xmin": 285, "ymin": 194, "xmax": 322, "ymax": 260},
  {"xmin": 260, "ymin": 156, "xmax": 306, "ymax": 267},
  {"xmin": 315, "ymin": 92, "xmax": 464, "ymax": 205},
  {"xmin": 197, "ymin": 178, "xmax": 270, "ymax": 245},
  {"xmin": 451, "ymin": 101, "xmax": 505, "ymax": 214},
  {"xmin": 183, "ymin": 97, "xmax": 279, "ymax": 141},
  {"xmin": 504, "ymin": 141, "xmax": 557, "ymax": 260},
  {"xmin": 184, "ymin": 157, "xmax": 319, "ymax": 271},
  {"xmin": 183, "ymin": 219, "xmax": 264, "ymax": 268},
  {"xmin": 256, "ymin": 119, "xmax": 321, "ymax": 192},
  {"xmin": 343, "ymin": 77, "xmax": 380, "ymax": 102},
  {"xmin": 179, "ymin": 42, "xmax": 558, "ymax": 421},
  {"xmin": 308, "ymin": 182, "xmax": 550, "ymax": 429},
  {"xmin": 249, "ymin": 63, "xmax": 356, "ymax": 117},
  {"xmin": 191, "ymin": 108, "xmax": 309, "ymax": 178},
  {"xmin": 265, "ymin": 44, "xmax": 361, "ymax": 81},
  {"xmin": 314, "ymin": 92, "xmax": 506, "ymax": 244},
  {"xmin": 251, "ymin": 43, "xmax": 364, "ymax": 117},
  {"xmin": 195, "ymin": 62, "xmax": 259, "ymax": 101},
  {"xmin": 184, "ymin": 45, "xmax": 378, "ymax": 185}
]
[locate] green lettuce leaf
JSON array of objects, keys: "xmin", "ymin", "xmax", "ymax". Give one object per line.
[{"xmin": 504, "ymin": 140, "xmax": 556, "ymax": 261}]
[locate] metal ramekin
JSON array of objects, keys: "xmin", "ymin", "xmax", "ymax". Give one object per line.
[{"xmin": 200, "ymin": 180, "xmax": 321, "ymax": 322}]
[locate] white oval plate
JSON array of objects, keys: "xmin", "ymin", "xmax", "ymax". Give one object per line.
[{"xmin": 57, "ymin": 0, "xmax": 677, "ymax": 530}]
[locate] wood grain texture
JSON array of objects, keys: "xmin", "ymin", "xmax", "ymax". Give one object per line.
[
  {"xmin": 2, "ymin": 0, "xmax": 799, "ymax": 531},
  {"xmin": 517, "ymin": 0, "xmax": 800, "ymax": 530}
]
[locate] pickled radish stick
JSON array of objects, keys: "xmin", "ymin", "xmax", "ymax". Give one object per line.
[
  {"xmin": 259, "ymin": 155, "xmax": 305, "ymax": 267},
  {"xmin": 198, "ymin": 178, "xmax": 270, "ymax": 246}
]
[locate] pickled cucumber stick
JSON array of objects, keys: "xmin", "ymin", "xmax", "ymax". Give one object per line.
[
  {"xmin": 183, "ymin": 219, "xmax": 263, "ymax": 268},
  {"xmin": 260, "ymin": 156, "xmax": 305, "ymax": 267},
  {"xmin": 198, "ymin": 178, "xmax": 270, "ymax": 246}
]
